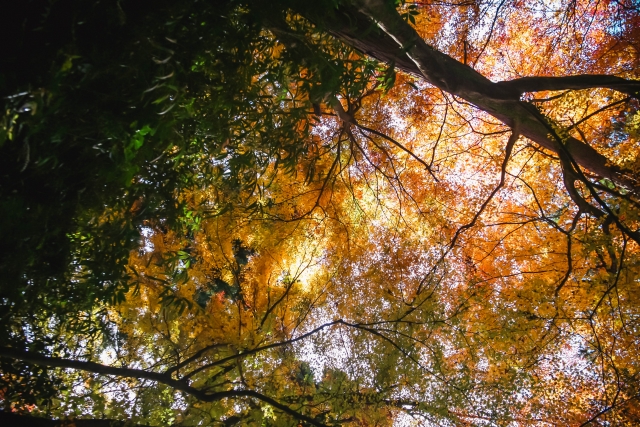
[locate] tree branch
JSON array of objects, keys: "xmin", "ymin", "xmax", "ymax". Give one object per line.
[
  {"xmin": 447, "ymin": 124, "xmax": 520, "ymax": 251},
  {"xmin": 0, "ymin": 347, "xmax": 329, "ymax": 427},
  {"xmin": 182, "ymin": 320, "xmax": 343, "ymax": 379},
  {"xmin": 494, "ymin": 75, "xmax": 640, "ymax": 99},
  {"xmin": 0, "ymin": 346, "xmax": 192, "ymax": 391},
  {"xmin": 295, "ymin": 0, "xmax": 639, "ymax": 189}
]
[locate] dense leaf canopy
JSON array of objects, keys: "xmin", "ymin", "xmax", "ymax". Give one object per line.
[{"xmin": 1, "ymin": 0, "xmax": 640, "ymax": 425}]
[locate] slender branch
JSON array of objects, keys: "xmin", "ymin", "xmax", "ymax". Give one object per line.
[
  {"xmin": 555, "ymin": 211, "xmax": 582, "ymax": 296},
  {"xmin": 472, "ymin": 0, "xmax": 507, "ymax": 67},
  {"xmin": 567, "ymin": 97, "xmax": 631, "ymax": 130},
  {"xmin": 260, "ymin": 279, "xmax": 296, "ymax": 329},
  {"xmin": 589, "ymin": 235, "xmax": 627, "ymax": 319},
  {"xmin": 447, "ymin": 124, "xmax": 520, "ymax": 251},
  {"xmin": 579, "ymin": 391, "xmax": 640, "ymax": 426},
  {"xmin": 430, "ymin": 98, "xmax": 448, "ymax": 167},
  {"xmin": 182, "ymin": 320, "xmax": 344, "ymax": 379},
  {"xmin": 355, "ymin": 122, "xmax": 439, "ymax": 181}
]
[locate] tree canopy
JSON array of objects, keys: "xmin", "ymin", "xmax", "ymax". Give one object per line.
[{"xmin": 1, "ymin": 0, "xmax": 640, "ymax": 425}]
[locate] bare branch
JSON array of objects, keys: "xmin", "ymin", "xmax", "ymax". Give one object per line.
[{"xmin": 447, "ymin": 124, "xmax": 520, "ymax": 251}]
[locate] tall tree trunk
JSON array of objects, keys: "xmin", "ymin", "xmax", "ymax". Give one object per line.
[{"xmin": 292, "ymin": 0, "xmax": 640, "ymax": 191}]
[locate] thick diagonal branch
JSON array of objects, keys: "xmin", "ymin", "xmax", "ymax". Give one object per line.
[{"xmin": 293, "ymin": 0, "xmax": 639, "ymax": 191}]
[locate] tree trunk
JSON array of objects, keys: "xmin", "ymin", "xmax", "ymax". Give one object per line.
[{"xmin": 292, "ymin": 0, "xmax": 639, "ymax": 190}]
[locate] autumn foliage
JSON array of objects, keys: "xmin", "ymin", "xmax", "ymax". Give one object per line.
[{"xmin": 1, "ymin": 0, "xmax": 640, "ymax": 426}]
